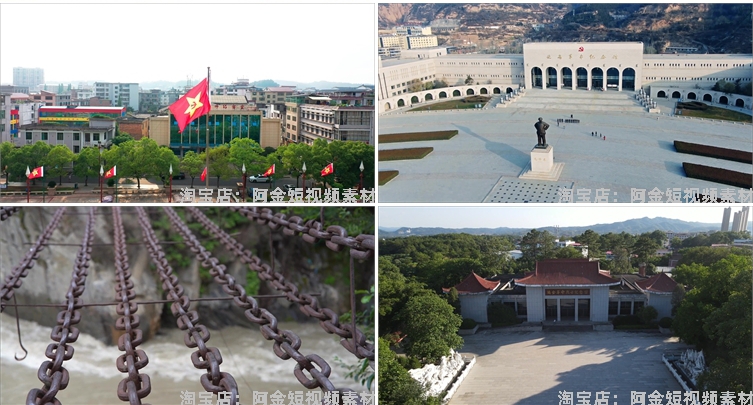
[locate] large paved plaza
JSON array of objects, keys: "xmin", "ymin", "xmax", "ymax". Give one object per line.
[
  {"xmin": 379, "ymin": 90, "xmax": 752, "ymax": 202},
  {"xmin": 450, "ymin": 329, "xmax": 690, "ymax": 405}
]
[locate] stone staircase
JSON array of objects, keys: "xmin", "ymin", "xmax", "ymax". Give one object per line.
[{"xmin": 511, "ymin": 88, "xmax": 647, "ymax": 113}]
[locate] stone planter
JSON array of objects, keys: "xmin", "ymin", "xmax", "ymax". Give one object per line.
[
  {"xmin": 458, "ymin": 325, "xmax": 479, "ymax": 335},
  {"xmin": 47, "ymin": 187, "xmax": 56, "ymax": 196}
]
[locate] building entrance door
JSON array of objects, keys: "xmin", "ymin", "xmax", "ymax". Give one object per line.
[
  {"xmin": 545, "ymin": 299, "xmax": 557, "ymax": 321},
  {"xmin": 578, "ymin": 298, "xmax": 590, "ymax": 321},
  {"xmin": 560, "ymin": 299, "xmax": 575, "ymax": 321}
]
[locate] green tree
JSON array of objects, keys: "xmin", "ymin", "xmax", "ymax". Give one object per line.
[
  {"xmin": 632, "ymin": 234, "xmax": 660, "ymax": 263},
  {"xmin": 464, "ymin": 75, "xmax": 474, "ymax": 85},
  {"xmin": 520, "ymin": 229, "xmax": 556, "ymax": 262},
  {"xmin": 180, "ymin": 151, "xmax": 205, "ymax": 188},
  {"xmin": 112, "ymin": 133, "xmax": 134, "ymax": 146},
  {"xmin": 73, "ymin": 147, "xmax": 101, "ymax": 187},
  {"xmin": 399, "ymin": 294, "xmax": 462, "ymax": 363},
  {"xmin": 28, "ymin": 142, "xmax": 52, "ymax": 185},
  {"xmin": 378, "ymin": 337, "xmax": 428, "ymax": 405},
  {"xmin": 208, "ymin": 144, "xmax": 233, "ymax": 188},
  {"xmin": 103, "ymin": 141, "xmax": 136, "ymax": 187},
  {"xmin": 130, "ymin": 138, "xmax": 164, "ymax": 189},
  {"xmin": 673, "ymin": 254, "xmax": 752, "ymax": 391},
  {"xmin": 574, "ymin": 229, "xmax": 601, "ymax": 258},
  {"xmin": 279, "ymin": 142, "xmax": 312, "ymax": 187},
  {"xmin": 155, "ymin": 147, "xmax": 179, "ymax": 186},
  {"xmin": 228, "ymin": 137, "xmax": 265, "ymax": 177},
  {"xmin": 42, "ymin": 145, "xmax": 75, "ymax": 185},
  {"xmin": 611, "ymin": 247, "xmax": 632, "ymax": 274},
  {"xmin": 636, "ymin": 305, "xmax": 658, "ymax": 324},
  {"xmin": 555, "ymin": 246, "xmax": 584, "ymax": 259}
]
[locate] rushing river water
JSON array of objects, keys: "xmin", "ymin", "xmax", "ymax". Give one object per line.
[{"xmin": 0, "ymin": 313, "xmax": 371, "ymax": 405}]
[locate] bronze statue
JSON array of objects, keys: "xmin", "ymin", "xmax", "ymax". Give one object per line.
[{"xmin": 534, "ymin": 117, "xmax": 549, "ymax": 147}]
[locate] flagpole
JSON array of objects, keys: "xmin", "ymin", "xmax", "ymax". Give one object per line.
[{"xmin": 206, "ymin": 66, "xmax": 211, "ymax": 188}]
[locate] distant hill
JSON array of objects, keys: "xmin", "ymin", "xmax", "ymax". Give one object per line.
[
  {"xmin": 379, "ymin": 217, "xmax": 751, "ymax": 238},
  {"xmin": 137, "ymin": 79, "xmax": 372, "ymax": 91},
  {"xmin": 378, "ymin": 3, "xmax": 752, "ymax": 54}
]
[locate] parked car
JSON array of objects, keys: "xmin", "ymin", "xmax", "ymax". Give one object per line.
[
  {"xmin": 248, "ymin": 174, "xmax": 271, "ymax": 183},
  {"xmin": 172, "ymin": 172, "xmax": 186, "ymax": 180}
]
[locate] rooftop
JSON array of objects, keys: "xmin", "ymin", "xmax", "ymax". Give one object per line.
[
  {"xmin": 210, "ymin": 95, "xmax": 248, "ymax": 104},
  {"xmin": 634, "ymin": 273, "xmax": 678, "ymax": 295},
  {"xmin": 443, "ymin": 272, "xmax": 500, "ymax": 294},
  {"xmin": 516, "ymin": 259, "xmax": 620, "ymax": 287}
]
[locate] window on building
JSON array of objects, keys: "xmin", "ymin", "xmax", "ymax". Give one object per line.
[
  {"xmin": 73, "ymin": 145, "xmax": 80, "ymax": 153},
  {"xmin": 26, "ymin": 132, "xmax": 32, "ymax": 140},
  {"xmin": 93, "ymin": 134, "xmax": 100, "ymax": 141},
  {"xmin": 517, "ymin": 301, "xmax": 527, "ymax": 316},
  {"xmin": 632, "ymin": 301, "xmax": 644, "ymax": 314},
  {"xmin": 41, "ymin": 132, "xmax": 48, "ymax": 140},
  {"xmin": 620, "ymin": 301, "xmax": 632, "ymax": 316},
  {"xmin": 608, "ymin": 301, "xmax": 619, "ymax": 316},
  {"xmin": 57, "ymin": 132, "xmax": 64, "ymax": 141},
  {"xmin": 85, "ymin": 133, "xmax": 90, "ymax": 142},
  {"xmin": 73, "ymin": 133, "xmax": 80, "ymax": 141}
]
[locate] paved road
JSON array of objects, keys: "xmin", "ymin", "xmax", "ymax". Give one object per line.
[
  {"xmin": 450, "ymin": 329, "xmax": 690, "ymax": 405},
  {"xmin": 0, "ymin": 176, "xmax": 300, "ymax": 203},
  {"xmin": 379, "ymin": 90, "xmax": 751, "ymax": 203}
]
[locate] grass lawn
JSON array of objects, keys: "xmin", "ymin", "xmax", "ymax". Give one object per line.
[
  {"xmin": 379, "ymin": 147, "xmax": 434, "ymax": 161},
  {"xmin": 379, "ymin": 170, "xmax": 399, "ymax": 186},
  {"xmin": 409, "ymin": 96, "xmax": 491, "ymax": 112},
  {"xmin": 677, "ymin": 105, "xmax": 752, "ymax": 123},
  {"xmin": 379, "ymin": 130, "xmax": 458, "ymax": 143}
]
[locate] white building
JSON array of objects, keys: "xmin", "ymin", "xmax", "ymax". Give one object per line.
[
  {"xmin": 447, "ymin": 259, "xmax": 678, "ymax": 324},
  {"xmin": 378, "ymin": 41, "xmax": 753, "ymax": 114},
  {"xmin": 13, "ymin": 67, "xmax": 44, "ymax": 88},
  {"xmin": 94, "ymin": 82, "xmax": 139, "ymax": 111}
]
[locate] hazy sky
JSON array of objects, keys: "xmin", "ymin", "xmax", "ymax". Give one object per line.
[
  {"xmin": 379, "ymin": 206, "xmax": 750, "ymax": 229},
  {"xmin": 0, "ymin": 3, "xmax": 374, "ymax": 85}
]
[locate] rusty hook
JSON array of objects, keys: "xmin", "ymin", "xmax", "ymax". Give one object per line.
[{"xmin": 13, "ymin": 294, "xmax": 28, "ymax": 361}]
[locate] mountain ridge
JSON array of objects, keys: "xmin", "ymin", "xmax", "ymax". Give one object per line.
[{"xmin": 380, "ymin": 216, "xmax": 751, "ymax": 238}]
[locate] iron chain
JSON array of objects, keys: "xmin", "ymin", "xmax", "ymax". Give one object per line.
[
  {"xmin": 229, "ymin": 207, "xmax": 375, "ymax": 260},
  {"xmin": 27, "ymin": 207, "xmax": 95, "ymax": 405},
  {"xmin": 135, "ymin": 207, "xmax": 239, "ymax": 404},
  {"xmin": 1, "ymin": 206, "xmax": 21, "ymax": 221},
  {"xmin": 186, "ymin": 207, "xmax": 374, "ymax": 362},
  {"xmin": 1, "ymin": 207, "xmax": 66, "ymax": 313},
  {"xmin": 113, "ymin": 207, "xmax": 151, "ymax": 404},
  {"xmin": 165, "ymin": 208, "xmax": 361, "ymax": 403}
]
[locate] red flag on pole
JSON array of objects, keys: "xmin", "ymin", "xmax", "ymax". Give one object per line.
[
  {"xmin": 104, "ymin": 166, "xmax": 117, "ymax": 179},
  {"xmin": 263, "ymin": 164, "xmax": 275, "ymax": 177},
  {"xmin": 321, "ymin": 163, "xmax": 334, "ymax": 177},
  {"xmin": 169, "ymin": 78, "xmax": 211, "ymax": 133},
  {"xmin": 27, "ymin": 166, "xmax": 44, "ymax": 179},
  {"xmin": 200, "ymin": 167, "xmax": 207, "ymax": 182}
]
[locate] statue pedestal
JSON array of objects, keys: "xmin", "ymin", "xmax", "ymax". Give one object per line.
[{"xmin": 519, "ymin": 145, "xmax": 564, "ymax": 181}]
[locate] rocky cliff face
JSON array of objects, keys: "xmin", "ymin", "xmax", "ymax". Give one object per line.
[{"xmin": 0, "ymin": 207, "xmax": 373, "ymax": 345}]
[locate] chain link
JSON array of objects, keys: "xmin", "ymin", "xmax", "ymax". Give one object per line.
[
  {"xmin": 186, "ymin": 207, "xmax": 374, "ymax": 362},
  {"xmin": 1, "ymin": 206, "xmax": 21, "ymax": 221},
  {"xmin": 229, "ymin": 208, "xmax": 375, "ymax": 260},
  {"xmin": 135, "ymin": 207, "xmax": 239, "ymax": 404},
  {"xmin": 165, "ymin": 207, "xmax": 361, "ymax": 403},
  {"xmin": 27, "ymin": 207, "xmax": 95, "ymax": 405},
  {"xmin": 1, "ymin": 207, "xmax": 66, "ymax": 313},
  {"xmin": 113, "ymin": 207, "xmax": 152, "ymax": 404}
]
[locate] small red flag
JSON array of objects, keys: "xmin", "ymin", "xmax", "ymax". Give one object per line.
[
  {"xmin": 169, "ymin": 78, "xmax": 211, "ymax": 133},
  {"xmin": 321, "ymin": 163, "xmax": 334, "ymax": 177},
  {"xmin": 263, "ymin": 164, "xmax": 275, "ymax": 177},
  {"xmin": 104, "ymin": 166, "xmax": 117, "ymax": 179},
  {"xmin": 27, "ymin": 166, "xmax": 44, "ymax": 179},
  {"xmin": 200, "ymin": 167, "xmax": 207, "ymax": 182}
]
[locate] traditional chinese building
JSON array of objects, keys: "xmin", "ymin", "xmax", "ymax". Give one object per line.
[{"xmin": 448, "ymin": 259, "xmax": 678, "ymax": 324}]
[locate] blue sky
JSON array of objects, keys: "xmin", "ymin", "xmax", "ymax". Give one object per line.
[{"xmin": 379, "ymin": 206, "xmax": 749, "ymax": 229}]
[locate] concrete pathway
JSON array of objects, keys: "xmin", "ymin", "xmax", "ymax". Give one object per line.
[
  {"xmin": 379, "ymin": 90, "xmax": 751, "ymax": 203},
  {"xmin": 449, "ymin": 329, "xmax": 690, "ymax": 405}
]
